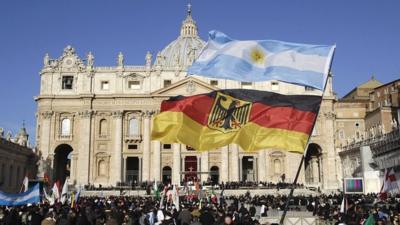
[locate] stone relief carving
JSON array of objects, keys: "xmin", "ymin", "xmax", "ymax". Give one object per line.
[
  {"xmin": 186, "ymin": 80, "xmax": 196, "ymax": 94},
  {"xmin": 324, "ymin": 112, "xmax": 336, "ymax": 120}
]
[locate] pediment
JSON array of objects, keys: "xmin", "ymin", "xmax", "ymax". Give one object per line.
[
  {"xmin": 151, "ymin": 76, "xmax": 218, "ymax": 96},
  {"xmin": 122, "ymin": 72, "xmax": 146, "ymax": 80}
]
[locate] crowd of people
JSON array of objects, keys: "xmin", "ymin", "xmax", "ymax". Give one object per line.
[
  {"xmin": 217, "ymin": 181, "xmax": 305, "ymax": 190},
  {"xmin": 1, "ymin": 189, "xmax": 400, "ymax": 225},
  {"xmin": 84, "ymin": 180, "xmax": 306, "ymax": 192}
]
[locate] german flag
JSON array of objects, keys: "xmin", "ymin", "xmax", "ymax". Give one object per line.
[{"xmin": 151, "ymin": 89, "xmax": 321, "ymax": 153}]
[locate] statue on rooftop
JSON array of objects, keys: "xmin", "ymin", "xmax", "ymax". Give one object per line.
[
  {"xmin": 87, "ymin": 52, "xmax": 94, "ymax": 68},
  {"xmin": 117, "ymin": 52, "xmax": 124, "ymax": 67}
]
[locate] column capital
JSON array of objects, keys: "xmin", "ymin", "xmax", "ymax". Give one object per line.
[
  {"xmin": 40, "ymin": 111, "xmax": 54, "ymax": 119},
  {"xmin": 112, "ymin": 111, "xmax": 124, "ymax": 118},
  {"xmin": 142, "ymin": 110, "xmax": 156, "ymax": 118},
  {"xmin": 79, "ymin": 110, "xmax": 94, "ymax": 118}
]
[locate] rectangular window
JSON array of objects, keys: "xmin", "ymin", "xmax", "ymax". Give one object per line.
[
  {"xmin": 128, "ymin": 80, "xmax": 141, "ymax": 90},
  {"xmin": 241, "ymin": 81, "xmax": 252, "ymax": 89},
  {"xmin": 163, "ymin": 80, "xmax": 172, "ymax": 88},
  {"xmin": 128, "ymin": 144, "xmax": 138, "ymax": 150},
  {"xmin": 163, "ymin": 144, "xmax": 171, "ymax": 150},
  {"xmin": 101, "ymin": 81, "xmax": 109, "ymax": 90},
  {"xmin": 62, "ymin": 76, "xmax": 74, "ymax": 90},
  {"xmin": 210, "ymin": 80, "xmax": 218, "ymax": 86},
  {"xmin": 305, "ymin": 86, "xmax": 315, "ymax": 91},
  {"xmin": 271, "ymin": 81, "xmax": 279, "ymax": 91}
]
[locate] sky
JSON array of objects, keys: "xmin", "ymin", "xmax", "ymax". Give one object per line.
[{"xmin": 0, "ymin": 0, "xmax": 399, "ymax": 145}]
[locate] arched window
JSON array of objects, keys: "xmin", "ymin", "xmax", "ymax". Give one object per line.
[
  {"xmin": 61, "ymin": 118, "xmax": 71, "ymax": 136},
  {"xmin": 129, "ymin": 118, "xmax": 140, "ymax": 136},
  {"xmin": 274, "ymin": 159, "xmax": 281, "ymax": 175},
  {"xmin": 99, "ymin": 119, "xmax": 108, "ymax": 136},
  {"xmin": 98, "ymin": 160, "xmax": 107, "ymax": 177}
]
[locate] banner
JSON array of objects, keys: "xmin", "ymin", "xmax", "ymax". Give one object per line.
[{"xmin": 0, "ymin": 183, "xmax": 40, "ymax": 206}]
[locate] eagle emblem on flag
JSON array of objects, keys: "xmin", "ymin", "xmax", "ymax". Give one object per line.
[{"xmin": 208, "ymin": 92, "xmax": 252, "ymax": 133}]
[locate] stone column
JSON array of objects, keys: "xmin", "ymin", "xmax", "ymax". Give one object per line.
[
  {"xmin": 258, "ymin": 150, "xmax": 266, "ymax": 182},
  {"xmin": 254, "ymin": 157, "xmax": 258, "ymax": 182},
  {"xmin": 111, "ymin": 111, "xmax": 123, "ymax": 185},
  {"xmin": 239, "ymin": 155, "xmax": 243, "ymax": 181},
  {"xmin": 77, "ymin": 110, "xmax": 92, "ymax": 185},
  {"xmin": 142, "ymin": 112, "xmax": 152, "ymax": 182},
  {"xmin": 200, "ymin": 151, "xmax": 209, "ymax": 182},
  {"xmin": 311, "ymin": 156, "xmax": 319, "ymax": 184},
  {"xmin": 139, "ymin": 157, "xmax": 142, "ymax": 182},
  {"xmin": 122, "ymin": 156, "xmax": 127, "ymax": 182},
  {"xmin": 152, "ymin": 141, "xmax": 161, "ymax": 182},
  {"xmin": 70, "ymin": 153, "xmax": 78, "ymax": 183},
  {"xmin": 220, "ymin": 146, "xmax": 229, "ymax": 182},
  {"xmin": 230, "ymin": 144, "xmax": 239, "ymax": 181},
  {"xmin": 39, "ymin": 111, "xmax": 53, "ymax": 159},
  {"xmin": 172, "ymin": 144, "xmax": 181, "ymax": 185}
]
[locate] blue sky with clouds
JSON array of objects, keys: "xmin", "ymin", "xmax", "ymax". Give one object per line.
[{"xmin": 0, "ymin": 0, "xmax": 399, "ymax": 144}]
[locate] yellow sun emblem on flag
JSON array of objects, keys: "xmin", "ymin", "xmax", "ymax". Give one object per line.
[{"xmin": 250, "ymin": 48, "xmax": 266, "ymax": 65}]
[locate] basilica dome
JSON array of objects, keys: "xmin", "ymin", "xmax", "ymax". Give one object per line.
[{"xmin": 157, "ymin": 5, "xmax": 205, "ymax": 68}]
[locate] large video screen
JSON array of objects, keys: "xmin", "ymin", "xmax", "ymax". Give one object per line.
[{"xmin": 344, "ymin": 178, "xmax": 364, "ymax": 194}]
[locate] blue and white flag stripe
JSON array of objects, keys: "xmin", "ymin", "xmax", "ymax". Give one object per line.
[
  {"xmin": 188, "ymin": 30, "xmax": 335, "ymax": 90},
  {"xmin": 0, "ymin": 183, "xmax": 40, "ymax": 206}
]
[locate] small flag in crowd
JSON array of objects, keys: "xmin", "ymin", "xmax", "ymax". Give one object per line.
[
  {"xmin": 379, "ymin": 168, "xmax": 398, "ymax": 199},
  {"xmin": 340, "ymin": 196, "xmax": 347, "ymax": 214},
  {"xmin": 172, "ymin": 185, "xmax": 180, "ymax": 211},
  {"xmin": 61, "ymin": 178, "xmax": 69, "ymax": 204},
  {"xmin": 52, "ymin": 182, "xmax": 60, "ymax": 201},
  {"xmin": 153, "ymin": 181, "xmax": 160, "ymax": 199},
  {"xmin": 21, "ymin": 176, "xmax": 29, "ymax": 193}
]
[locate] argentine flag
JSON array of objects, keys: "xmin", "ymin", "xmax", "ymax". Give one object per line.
[
  {"xmin": 0, "ymin": 183, "xmax": 40, "ymax": 206},
  {"xmin": 188, "ymin": 30, "xmax": 335, "ymax": 90}
]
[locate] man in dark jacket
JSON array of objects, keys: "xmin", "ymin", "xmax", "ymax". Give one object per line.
[
  {"xmin": 177, "ymin": 207, "xmax": 192, "ymax": 225},
  {"xmin": 199, "ymin": 208, "xmax": 214, "ymax": 225}
]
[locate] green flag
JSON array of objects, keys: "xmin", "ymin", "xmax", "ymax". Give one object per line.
[
  {"xmin": 363, "ymin": 214, "xmax": 375, "ymax": 225},
  {"xmin": 153, "ymin": 182, "xmax": 160, "ymax": 199}
]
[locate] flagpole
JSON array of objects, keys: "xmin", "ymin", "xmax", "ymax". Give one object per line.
[{"xmin": 279, "ymin": 49, "xmax": 335, "ymax": 225}]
